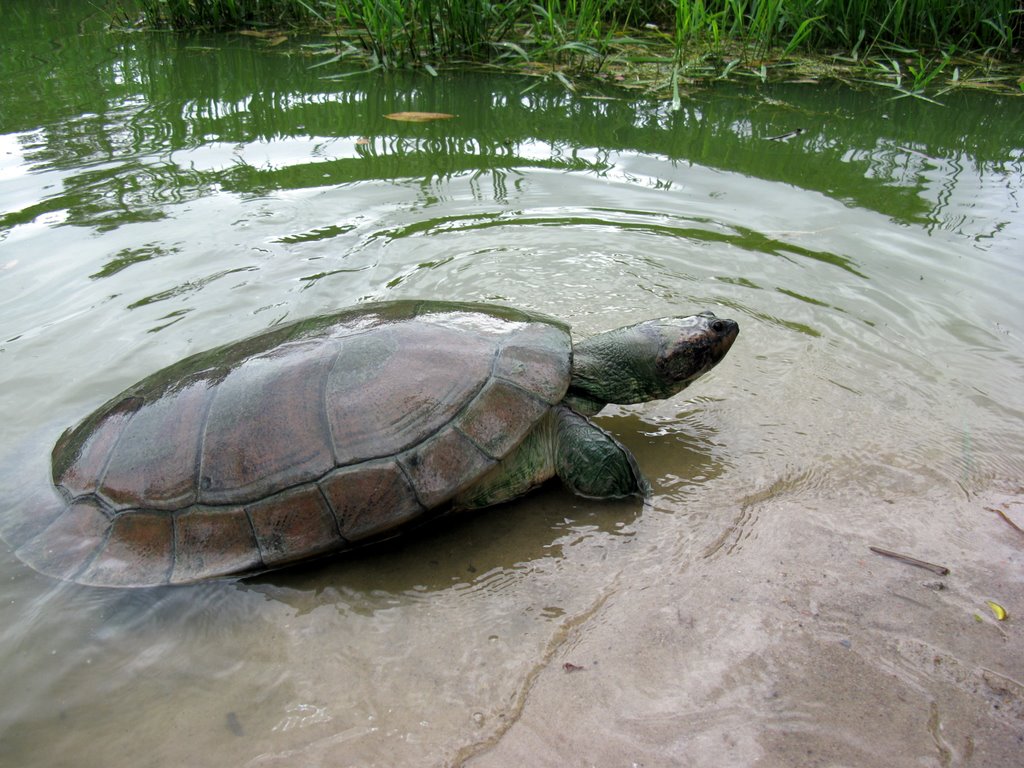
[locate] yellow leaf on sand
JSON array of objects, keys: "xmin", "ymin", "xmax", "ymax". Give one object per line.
[
  {"xmin": 986, "ymin": 600, "xmax": 1008, "ymax": 621},
  {"xmin": 384, "ymin": 112, "xmax": 456, "ymax": 123}
]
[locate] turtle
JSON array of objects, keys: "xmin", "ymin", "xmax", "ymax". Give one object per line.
[{"xmin": 8, "ymin": 300, "xmax": 738, "ymax": 588}]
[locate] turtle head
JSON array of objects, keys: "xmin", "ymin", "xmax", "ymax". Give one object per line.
[{"xmin": 567, "ymin": 311, "xmax": 739, "ymax": 413}]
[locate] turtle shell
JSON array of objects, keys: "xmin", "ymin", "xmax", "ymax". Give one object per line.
[{"xmin": 14, "ymin": 301, "xmax": 571, "ymax": 587}]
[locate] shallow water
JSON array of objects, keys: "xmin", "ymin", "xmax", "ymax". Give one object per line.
[{"xmin": 1, "ymin": 3, "xmax": 1023, "ymax": 766}]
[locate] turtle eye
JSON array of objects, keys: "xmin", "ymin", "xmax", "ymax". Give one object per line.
[{"xmin": 710, "ymin": 319, "xmax": 726, "ymax": 333}]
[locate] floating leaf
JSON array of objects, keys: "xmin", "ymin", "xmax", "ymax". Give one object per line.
[
  {"xmin": 308, "ymin": 53, "xmax": 345, "ymax": 69},
  {"xmin": 237, "ymin": 30, "xmax": 287, "ymax": 45},
  {"xmin": 670, "ymin": 65, "xmax": 681, "ymax": 111},
  {"xmin": 238, "ymin": 29, "xmax": 281, "ymax": 39},
  {"xmin": 553, "ymin": 70, "xmax": 576, "ymax": 93},
  {"xmin": 384, "ymin": 112, "xmax": 456, "ymax": 122},
  {"xmin": 765, "ymin": 128, "xmax": 806, "ymax": 142},
  {"xmin": 986, "ymin": 600, "xmax": 1008, "ymax": 621}
]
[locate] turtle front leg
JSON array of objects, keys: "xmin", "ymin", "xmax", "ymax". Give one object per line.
[{"xmin": 553, "ymin": 406, "xmax": 649, "ymax": 499}]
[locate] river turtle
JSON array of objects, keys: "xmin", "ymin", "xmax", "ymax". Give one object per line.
[{"xmin": 9, "ymin": 300, "xmax": 738, "ymax": 587}]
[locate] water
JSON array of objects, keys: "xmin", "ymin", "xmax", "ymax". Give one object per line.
[{"xmin": 2, "ymin": 3, "xmax": 1023, "ymax": 766}]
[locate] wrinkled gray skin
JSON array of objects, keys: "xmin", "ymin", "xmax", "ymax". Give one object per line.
[{"xmin": 455, "ymin": 312, "xmax": 739, "ymax": 508}]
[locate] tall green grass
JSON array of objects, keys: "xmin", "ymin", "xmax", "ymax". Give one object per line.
[
  {"xmin": 742, "ymin": 0, "xmax": 1019, "ymax": 54},
  {"xmin": 327, "ymin": 0, "xmax": 528, "ymax": 65},
  {"xmin": 132, "ymin": 1, "xmax": 1021, "ymax": 65},
  {"xmin": 651, "ymin": 0, "xmax": 1018, "ymax": 55},
  {"xmin": 133, "ymin": 0, "xmax": 313, "ymax": 29}
]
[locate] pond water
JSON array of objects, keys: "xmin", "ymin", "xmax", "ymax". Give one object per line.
[{"xmin": 2, "ymin": 3, "xmax": 1023, "ymax": 766}]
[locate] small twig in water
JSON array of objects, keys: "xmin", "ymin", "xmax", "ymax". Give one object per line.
[
  {"xmin": 765, "ymin": 128, "xmax": 805, "ymax": 141},
  {"xmin": 869, "ymin": 546, "xmax": 950, "ymax": 576}
]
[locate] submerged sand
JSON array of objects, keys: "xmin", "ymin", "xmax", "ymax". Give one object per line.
[{"xmin": 459, "ymin": 485, "xmax": 1024, "ymax": 767}]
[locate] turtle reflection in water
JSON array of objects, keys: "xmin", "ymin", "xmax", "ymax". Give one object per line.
[{"xmin": 11, "ymin": 301, "xmax": 738, "ymax": 587}]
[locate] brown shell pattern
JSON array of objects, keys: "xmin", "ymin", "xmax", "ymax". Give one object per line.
[{"xmin": 14, "ymin": 301, "xmax": 571, "ymax": 587}]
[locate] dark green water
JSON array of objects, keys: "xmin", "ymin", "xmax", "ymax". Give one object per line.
[{"xmin": 1, "ymin": 2, "xmax": 1022, "ymax": 766}]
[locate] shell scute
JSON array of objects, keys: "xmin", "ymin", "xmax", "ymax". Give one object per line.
[
  {"xmin": 493, "ymin": 324, "xmax": 572, "ymax": 404},
  {"xmin": 78, "ymin": 511, "xmax": 174, "ymax": 587},
  {"xmin": 53, "ymin": 396, "xmax": 142, "ymax": 498},
  {"xmin": 325, "ymin": 324, "xmax": 494, "ymax": 466},
  {"xmin": 171, "ymin": 506, "xmax": 261, "ymax": 584},
  {"xmin": 199, "ymin": 342, "xmax": 337, "ymax": 505},
  {"xmin": 100, "ymin": 379, "xmax": 212, "ymax": 510},
  {"xmin": 319, "ymin": 460, "xmax": 423, "ymax": 542},
  {"xmin": 456, "ymin": 380, "xmax": 550, "ymax": 459},
  {"xmin": 399, "ymin": 427, "xmax": 496, "ymax": 509},
  {"xmin": 244, "ymin": 485, "xmax": 343, "ymax": 567}
]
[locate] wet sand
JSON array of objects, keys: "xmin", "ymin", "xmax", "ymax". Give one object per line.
[{"xmin": 460, "ymin": 485, "xmax": 1024, "ymax": 767}]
